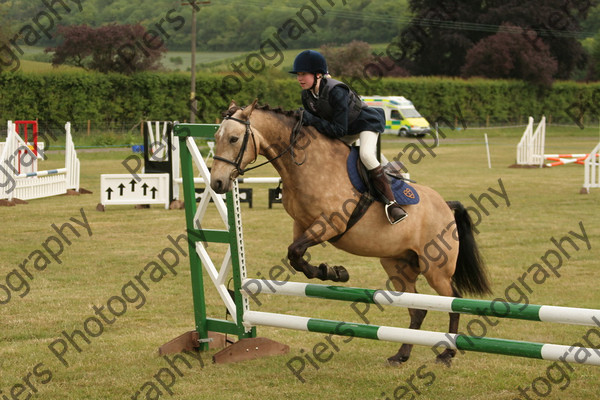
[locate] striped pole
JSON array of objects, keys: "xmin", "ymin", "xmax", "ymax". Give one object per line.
[
  {"xmin": 241, "ymin": 279, "xmax": 600, "ymax": 327},
  {"xmin": 244, "ymin": 311, "xmax": 600, "ymax": 366},
  {"xmin": 545, "ymin": 153, "xmax": 599, "ymax": 158},
  {"xmin": 16, "ymin": 168, "xmax": 67, "ymax": 179},
  {"xmin": 173, "ymin": 177, "xmax": 280, "ymax": 184}
]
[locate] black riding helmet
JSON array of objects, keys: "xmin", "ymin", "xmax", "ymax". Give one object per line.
[
  {"xmin": 290, "ymin": 50, "xmax": 328, "ymax": 91},
  {"xmin": 290, "ymin": 50, "xmax": 328, "ymax": 75}
]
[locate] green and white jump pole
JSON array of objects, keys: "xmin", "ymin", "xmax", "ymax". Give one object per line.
[
  {"xmin": 242, "ymin": 280, "xmax": 600, "ymax": 366},
  {"xmin": 245, "ymin": 311, "xmax": 600, "ymax": 366},
  {"xmin": 242, "ymin": 279, "xmax": 600, "ymax": 327}
]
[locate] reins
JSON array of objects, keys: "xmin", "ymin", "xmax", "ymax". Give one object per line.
[{"xmin": 213, "ymin": 110, "xmax": 306, "ymax": 175}]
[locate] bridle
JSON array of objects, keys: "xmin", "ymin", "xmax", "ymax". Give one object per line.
[
  {"xmin": 212, "ymin": 116, "xmax": 257, "ymax": 175},
  {"xmin": 213, "ymin": 111, "xmax": 305, "ymax": 176}
]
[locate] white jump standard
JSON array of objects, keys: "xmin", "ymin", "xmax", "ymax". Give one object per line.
[
  {"xmin": 582, "ymin": 141, "xmax": 600, "ymax": 193},
  {"xmin": 1, "ymin": 121, "xmax": 84, "ymax": 205}
]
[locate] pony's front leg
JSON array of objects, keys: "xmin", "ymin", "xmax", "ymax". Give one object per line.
[{"xmin": 287, "ymin": 220, "xmax": 349, "ymax": 282}]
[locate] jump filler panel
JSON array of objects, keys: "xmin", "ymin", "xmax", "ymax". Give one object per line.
[{"xmin": 99, "ymin": 173, "xmax": 170, "ymax": 209}]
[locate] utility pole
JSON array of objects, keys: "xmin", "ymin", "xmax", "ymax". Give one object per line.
[{"xmin": 182, "ymin": 1, "xmax": 210, "ymax": 123}]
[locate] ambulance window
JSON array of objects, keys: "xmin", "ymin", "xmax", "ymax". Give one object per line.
[{"xmin": 391, "ymin": 110, "xmax": 402, "ymax": 120}]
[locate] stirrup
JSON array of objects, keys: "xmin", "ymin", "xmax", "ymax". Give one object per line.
[{"xmin": 385, "ymin": 202, "xmax": 407, "ymax": 225}]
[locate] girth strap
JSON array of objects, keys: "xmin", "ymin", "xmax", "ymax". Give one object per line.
[{"xmin": 328, "ymin": 191, "xmax": 375, "ymax": 243}]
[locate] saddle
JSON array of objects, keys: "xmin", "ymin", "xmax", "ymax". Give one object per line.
[
  {"xmin": 328, "ymin": 147, "xmax": 419, "ymax": 243},
  {"xmin": 347, "ymin": 147, "xmax": 419, "ymax": 205}
]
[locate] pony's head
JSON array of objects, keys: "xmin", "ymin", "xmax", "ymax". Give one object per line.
[{"xmin": 210, "ymin": 99, "xmax": 260, "ymax": 193}]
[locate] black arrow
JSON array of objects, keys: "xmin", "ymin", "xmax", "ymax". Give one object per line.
[
  {"xmin": 150, "ymin": 187, "xmax": 158, "ymax": 199},
  {"xmin": 106, "ymin": 187, "xmax": 113, "ymax": 200},
  {"xmin": 118, "ymin": 183, "xmax": 125, "ymax": 196},
  {"xmin": 142, "ymin": 183, "xmax": 149, "ymax": 196},
  {"xmin": 130, "ymin": 179, "xmax": 137, "ymax": 192}
]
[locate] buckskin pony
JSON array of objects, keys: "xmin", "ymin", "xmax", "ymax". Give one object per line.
[{"xmin": 209, "ymin": 100, "xmax": 491, "ymax": 366}]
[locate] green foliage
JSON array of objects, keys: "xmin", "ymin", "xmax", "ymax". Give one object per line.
[
  {"xmin": 401, "ymin": 0, "xmax": 596, "ymax": 82},
  {"xmin": 461, "ymin": 24, "xmax": 558, "ymax": 87},
  {"xmin": 91, "ymin": 132, "xmax": 120, "ymax": 146},
  {"xmin": 3, "ymin": 0, "xmax": 409, "ymax": 51},
  {"xmin": 321, "ymin": 41, "xmax": 408, "ymax": 78},
  {"xmin": 48, "ymin": 24, "xmax": 167, "ymax": 74},
  {"xmin": 2, "ymin": 70, "xmax": 600, "ymax": 127},
  {"xmin": 169, "ymin": 56, "xmax": 183, "ymax": 65}
]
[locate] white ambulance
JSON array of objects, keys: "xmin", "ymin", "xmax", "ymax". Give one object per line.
[{"xmin": 361, "ymin": 96, "xmax": 431, "ymax": 137}]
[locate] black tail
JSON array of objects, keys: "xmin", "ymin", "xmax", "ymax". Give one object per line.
[{"xmin": 447, "ymin": 201, "xmax": 492, "ymax": 297}]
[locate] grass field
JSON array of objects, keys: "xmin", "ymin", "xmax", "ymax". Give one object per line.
[
  {"xmin": 18, "ymin": 59, "xmax": 86, "ymax": 73},
  {"xmin": 1, "ymin": 126, "xmax": 600, "ymax": 399},
  {"xmin": 20, "ymin": 46, "xmax": 298, "ymax": 73}
]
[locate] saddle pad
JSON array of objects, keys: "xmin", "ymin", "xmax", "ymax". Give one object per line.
[{"xmin": 346, "ymin": 147, "xmax": 420, "ymax": 205}]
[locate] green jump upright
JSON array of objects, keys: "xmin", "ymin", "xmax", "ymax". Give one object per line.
[{"xmin": 158, "ymin": 123, "xmax": 255, "ymax": 355}]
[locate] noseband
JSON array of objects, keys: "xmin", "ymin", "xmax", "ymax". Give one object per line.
[{"xmin": 213, "ymin": 111, "xmax": 305, "ymax": 176}]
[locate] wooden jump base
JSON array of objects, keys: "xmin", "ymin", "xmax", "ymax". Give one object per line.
[{"xmin": 162, "ymin": 122, "xmax": 600, "ymax": 367}]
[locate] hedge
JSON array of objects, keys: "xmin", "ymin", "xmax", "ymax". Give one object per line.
[{"xmin": 1, "ymin": 71, "xmax": 600, "ymax": 132}]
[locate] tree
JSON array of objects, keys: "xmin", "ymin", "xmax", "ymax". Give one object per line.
[
  {"xmin": 321, "ymin": 41, "xmax": 409, "ymax": 78},
  {"xmin": 397, "ymin": 0, "xmax": 489, "ymax": 76},
  {"xmin": 581, "ymin": 2, "xmax": 600, "ymax": 33},
  {"xmin": 46, "ymin": 24, "xmax": 167, "ymax": 74},
  {"xmin": 461, "ymin": 24, "xmax": 558, "ymax": 86},
  {"xmin": 3, "ymin": 0, "xmax": 412, "ymax": 51},
  {"xmin": 399, "ymin": 0, "xmax": 595, "ymax": 80},
  {"xmin": 321, "ymin": 41, "xmax": 374, "ymax": 78},
  {"xmin": 585, "ymin": 33, "xmax": 600, "ymax": 80},
  {"xmin": 0, "ymin": 5, "xmax": 10, "ymax": 44},
  {"xmin": 479, "ymin": 0, "xmax": 594, "ymax": 80}
]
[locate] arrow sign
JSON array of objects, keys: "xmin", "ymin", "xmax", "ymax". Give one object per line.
[{"xmin": 100, "ymin": 173, "xmax": 170, "ymax": 209}]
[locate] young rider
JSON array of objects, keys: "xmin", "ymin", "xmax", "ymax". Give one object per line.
[{"xmin": 290, "ymin": 49, "xmax": 407, "ymax": 224}]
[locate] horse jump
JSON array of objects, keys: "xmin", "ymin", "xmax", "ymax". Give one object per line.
[
  {"xmin": 140, "ymin": 121, "xmax": 282, "ymax": 206},
  {"xmin": 516, "ymin": 116, "xmax": 546, "ymax": 167},
  {"xmin": 1, "ymin": 121, "xmax": 81, "ymax": 204},
  {"xmin": 161, "ymin": 114, "xmax": 600, "ymax": 368},
  {"xmin": 516, "ymin": 116, "xmax": 600, "ymax": 169},
  {"xmin": 582, "ymin": 141, "xmax": 600, "ymax": 193}
]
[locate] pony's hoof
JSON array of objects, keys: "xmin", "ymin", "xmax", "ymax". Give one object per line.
[
  {"xmin": 435, "ymin": 350, "xmax": 456, "ymax": 367},
  {"xmin": 317, "ymin": 264, "xmax": 349, "ymax": 282},
  {"xmin": 387, "ymin": 354, "xmax": 409, "ymax": 367},
  {"xmin": 332, "ymin": 266, "xmax": 349, "ymax": 282}
]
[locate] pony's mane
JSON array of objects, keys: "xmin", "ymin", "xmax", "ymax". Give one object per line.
[
  {"xmin": 223, "ymin": 103, "xmax": 297, "ymax": 118},
  {"xmin": 256, "ymin": 104, "xmax": 297, "ymax": 117}
]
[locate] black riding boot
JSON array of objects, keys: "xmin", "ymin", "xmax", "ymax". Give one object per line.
[{"xmin": 369, "ymin": 166, "xmax": 407, "ymax": 224}]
